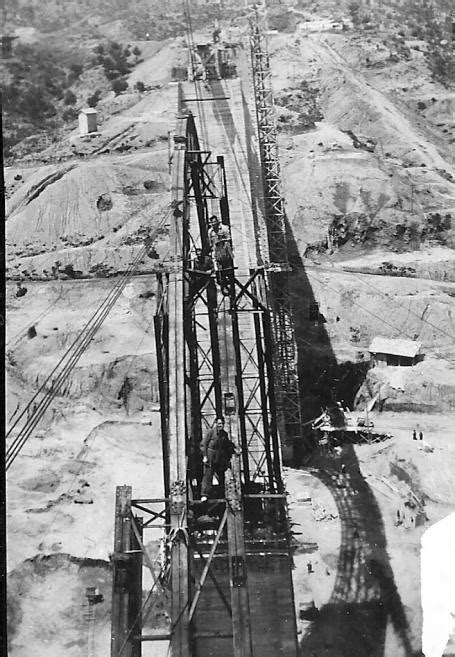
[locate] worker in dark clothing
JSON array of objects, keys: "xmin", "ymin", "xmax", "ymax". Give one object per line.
[
  {"xmin": 118, "ymin": 376, "xmax": 132, "ymax": 415},
  {"xmin": 412, "ymin": 429, "xmax": 417, "ymax": 440},
  {"xmin": 191, "ymin": 248, "xmax": 214, "ymax": 294},
  {"xmin": 200, "ymin": 418, "xmax": 236, "ymax": 501},
  {"xmin": 419, "ymin": 431, "xmax": 424, "ymax": 441},
  {"xmin": 16, "ymin": 282, "xmax": 27, "ymax": 297}
]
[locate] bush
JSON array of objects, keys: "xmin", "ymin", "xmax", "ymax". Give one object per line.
[
  {"xmin": 62, "ymin": 264, "xmax": 76, "ymax": 278},
  {"xmin": 135, "ymin": 80, "xmax": 145, "ymax": 92},
  {"xmin": 63, "ymin": 90, "xmax": 77, "ymax": 105},
  {"xmin": 94, "ymin": 40, "xmax": 135, "ymax": 81},
  {"xmin": 70, "ymin": 63, "xmax": 83, "ymax": 77},
  {"xmin": 111, "ymin": 78, "xmax": 128, "ymax": 95},
  {"xmin": 87, "ymin": 89, "xmax": 102, "ymax": 107},
  {"xmin": 62, "ymin": 107, "xmax": 78, "ymax": 121}
]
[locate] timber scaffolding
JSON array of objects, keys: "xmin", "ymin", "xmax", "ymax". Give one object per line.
[{"xmin": 111, "ymin": 17, "xmax": 302, "ymax": 657}]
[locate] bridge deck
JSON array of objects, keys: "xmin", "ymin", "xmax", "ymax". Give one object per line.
[{"xmin": 183, "ymin": 79, "xmax": 298, "ymax": 657}]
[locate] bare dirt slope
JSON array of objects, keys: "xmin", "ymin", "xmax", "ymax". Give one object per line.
[
  {"xmin": 5, "ymin": 8, "xmax": 455, "ymax": 657},
  {"xmin": 267, "ymin": 12, "xmax": 455, "ymax": 657},
  {"xmin": 6, "ymin": 276, "xmax": 166, "ymax": 656},
  {"xmin": 5, "ymin": 33, "xmax": 186, "ymax": 654},
  {"xmin": 269, "ymin": 31, "xmax": 454, "ymax": 269}
]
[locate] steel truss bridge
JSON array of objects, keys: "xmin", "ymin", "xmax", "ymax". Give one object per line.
[{"xmin": 111, "ymin": 14, "xmax": 304, "ymax": 657}]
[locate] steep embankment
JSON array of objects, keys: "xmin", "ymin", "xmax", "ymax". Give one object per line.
[{"xmin": 269, "ymin": 32, "xmax": 455, "ymax": 268}]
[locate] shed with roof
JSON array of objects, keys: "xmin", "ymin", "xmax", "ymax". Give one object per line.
[
  {"xmin": 369, "ymin": 337, "xmax": 423, "ymax": 367},
  {"xmin": 78, "ymin": 108, "xmax": 98, "ymax": 135}
]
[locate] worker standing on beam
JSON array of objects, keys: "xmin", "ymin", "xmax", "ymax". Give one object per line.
[
  {"xmin": 208, "ymin": 215, "xmax": 233, "ymax": 294},
  {"xmin": 200, "ymin": 418, "xmax": 236, "ymax": 501},
  {"xmin": 191, "ymin": 248, "xmax": 214, "ymax": 295}
]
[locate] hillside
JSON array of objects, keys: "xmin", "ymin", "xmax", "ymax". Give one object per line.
[{"xmin": 5, "ymin": 2, "xmax": 455, "ymax": 656}]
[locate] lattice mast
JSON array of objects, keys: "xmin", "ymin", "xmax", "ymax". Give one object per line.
[{"xmin": 249, "ymin": 5, "xmax": 302, "ymax": 461}]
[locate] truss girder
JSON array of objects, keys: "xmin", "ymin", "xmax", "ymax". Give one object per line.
[{"xmin": 249, "ymin": 8, "xmax": 302, "ymax": 461}]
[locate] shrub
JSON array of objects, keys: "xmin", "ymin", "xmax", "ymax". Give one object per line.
[
  {"xmin": 87, "ymin": 89, "xmax": 102, "ymax": 107},
  {"xmin": 62, "ymin": 107, "xmax": 78, "ymax": 121},
  {"xmin": 111, "ymin": 78, "xmax": 128, "ymax": 95},
  {"xmin": 135, "ymin": 80, "xmax": 145, "ymax": 92},
  {"xmin": 63, "ymin": 90, "xmax": 77, "ymax": 105}
]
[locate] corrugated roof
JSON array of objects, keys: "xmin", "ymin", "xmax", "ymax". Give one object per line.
[{"xmin": 369, "ymin": 337, "xmax": 422, "ymax": 358}]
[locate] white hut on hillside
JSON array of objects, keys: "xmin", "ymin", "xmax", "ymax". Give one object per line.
[
  {"xmin": 369, "ymin": 337, "xmax": 423, "ymax": 367},
  {"xmin": 78, "ymin": 108, "xmax": 98, "ymax": 136}
]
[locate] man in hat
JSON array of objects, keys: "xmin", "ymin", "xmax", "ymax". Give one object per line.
[{"xmin": 200, "ymin": 417, "xmax": 236, "ymax": 501}]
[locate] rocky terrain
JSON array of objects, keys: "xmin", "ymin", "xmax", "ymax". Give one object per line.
[{"xmin": 5, "ymin": 1, "xmax": 455, "ymax": 655}]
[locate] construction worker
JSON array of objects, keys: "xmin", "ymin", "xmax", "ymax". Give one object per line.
[
  {"xmin": 200, "ymin": 418, "xmax": 236, "ymax": 501},
  {"xmin": 118, "ymin": 376, "xmax": 132, "ymax": 416},
  {"xmin": 15, "ymin": 281, "xmax": 27, "ymax": 297},
  {"xmin": 419, "ymin": 431, "xmax": 424, "ymax": 441},
  {"xmin": 208, "ymin": 215, "xmax": 232, "ymax": 266},
  {"xmin": 413, "ymin": 429, "xmax": 417, "ymax": 440},
  {"xmin": 212, "ymin": 27, "xmax": 221, "ymax": 43},
  {"xmin": 208, "ymin": 215, "xmax": 233, "ymax": 295},
  {"xmin": 191, "ymin": 248, "xmax": 214, "ymax": 295}
]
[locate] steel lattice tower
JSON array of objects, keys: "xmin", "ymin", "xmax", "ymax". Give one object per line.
[{"xmin": 249, "ymin": 5, "xmax": 303, "ymax": 461}]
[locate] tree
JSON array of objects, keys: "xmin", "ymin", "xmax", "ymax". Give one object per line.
[
  {"xmin": 69, "ymin": 63, "xmax": 83, "ymax": 78},
  {"xmin": 63, "ymin": 89, "xmax": 77, "ymax": 105},
  {"xmin": 87, "ymin": 89, "xmax": 102, "ymax": 107},
  {"xmin": 62, "ymin": 108, "xmax": 78, "ymax": 121},
  {"xmin": 111, "ymin": 78, "xmax": 128, "ymax": 95},
  {"xmin": 348, "ymin": 1, "xmax": 361, "ymax": 24}
]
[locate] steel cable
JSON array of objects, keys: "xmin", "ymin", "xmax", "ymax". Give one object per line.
[{"xmin": 6, "ymin": 208, "xmax": 172, "ymax": 469}]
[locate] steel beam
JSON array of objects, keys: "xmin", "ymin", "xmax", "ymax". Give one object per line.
[
  {"xmin": 111, "ymin": 486, "xmax": 142, "ymax": 657},
  {"xmin": 166, "ymin": 103, "xmax": 191, "ymax": 657}
]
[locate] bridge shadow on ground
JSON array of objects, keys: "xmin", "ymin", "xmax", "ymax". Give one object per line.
[
  {"xmin": 202, "ymin": 77, "xmax": 419, "ymax": 657},
  {"xmin": 300, "ymin": 447, "xmax": 420, "ymax": 657},
  {"xmin": 285, "ymin": 221, "xmax": 419, "ymax": 656}
]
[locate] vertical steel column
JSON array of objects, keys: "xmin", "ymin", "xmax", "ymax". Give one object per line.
[
  {"xmin": 168, "ymin": 116, "xmax": 190, "ymax": 657},
  {"xmin": 130, "ymin": 517, "xmax": 143, "ymax": 657},
  {"xmin": 111, "ymin": 486, "xmax": 142, "ymax": 657},
  {"xmin": 249, "ymin": 7, "xmax": 302, "ymax": 463},
  {"xmin": 154, "ymin": 274, "xmax": 170, "ymax": 503}
]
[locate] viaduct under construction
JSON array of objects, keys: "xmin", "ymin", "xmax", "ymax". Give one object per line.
[{"xmin": 112, "ymin": 9, "xmax": 303, "ymax": 657}]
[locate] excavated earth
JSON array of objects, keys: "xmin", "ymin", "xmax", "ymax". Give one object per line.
[{"xmin": 5, "ymin": 13, "xmax": 455, "ymax": 657}]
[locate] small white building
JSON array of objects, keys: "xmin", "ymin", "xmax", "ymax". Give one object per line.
[
  {"xmin": 78, "ymin": 108, "xmax": 98, "ymax": 136},
  {"xmin": 369, "ymin": 337, "xmax": 423, "ymax": 367}
]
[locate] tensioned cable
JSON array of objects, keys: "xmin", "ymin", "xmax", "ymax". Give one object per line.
[
  {"xmin": 6, "ymin": 256, "xmax": 144, "ymax": 469},
  {"xmin": 6, "ymin": 207, "xmax": 173, "ymax": 470},
  {"xmin": 326, "ymin": 266, "xmax": 455, "ymax": 343},
  {"xmin": 304, "ymin": 268, "xmax": 455, "ymax": 367}
]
